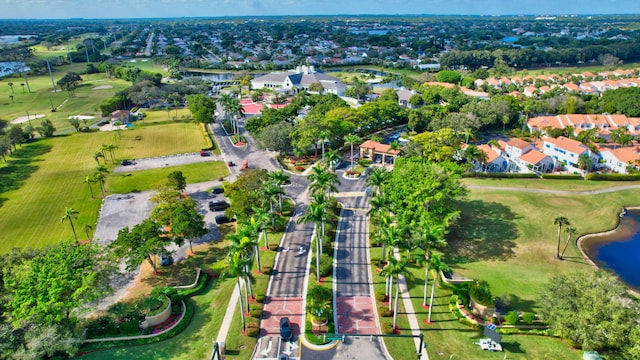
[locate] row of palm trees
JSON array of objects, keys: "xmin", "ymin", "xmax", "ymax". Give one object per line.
[
  {"xmin": 366, "ymin": 167, "xmax": 451, "ymax": 328},
  {"xmin": 219, "ymin": 93, "xmax": 245, "ymax": 140},
  {"xmin": 224, "ymin": 170, "xmax": 291, "ymax": 334}
]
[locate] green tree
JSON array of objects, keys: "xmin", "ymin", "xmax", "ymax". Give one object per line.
[
  {"xmin": 110, "ymin": 218, "xmax": 172, "ymax": 274},
  {"xmin": 167, "ymin": 170, "xmax": 187, "ymax": 192},
  {"xmin": 365, "ymin": 167, "xmax": 390, "ymax": 196},
  {"xmin": 225, "ymin": 169, "xmax": 269, "ymax": 221},
  {"xmin": 308, "ymin": 164, "xmax": 340, "ymax": 196},
  {"xmin": 61, "ymin": 207, "xmax": 79, "ymax": 242},
  {"xmin": 186, "ymin": 94, "xmax": 216, "ymax": 124},
  {"xmin": 169, "ymin": 200, "xmax": 207, "ymax": 255},
  {"xmin": 36, "ymin": 119, "xmax": 56, "ymax": 137},
  {"xmin": 306, "ymin": 285, "xmax": 333, "ymax": 323},
  {"xmin": 539, "ymin": 270, "xmax": 639, "ymax": 352},
  {"xmin": 4, "ymin": 240, "xmax": 114, "ymax": 325},
  {"xmin": 559, "ymin": 226, "xmax": 578, "ymax": 260},
  {"xmin": 224, "ymin": 251, "xmax": 252, "ymax": 333},
  {"xmin": 426, "ymin": 254, "xmax": 449, "ymax": 323}
]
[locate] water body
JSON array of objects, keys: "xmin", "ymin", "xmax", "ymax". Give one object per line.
[
  {"xmin": 0, "ymin": 61, "xmax": 29, "ymax": 77},
  {"xmin": 581, "ymin": 210, "xmax": 640, "ymax": 290}
]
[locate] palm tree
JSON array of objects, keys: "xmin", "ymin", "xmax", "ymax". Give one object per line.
[
  {"xmin": 262, "ymin": 182, "xmax": 283, "ymax": 227},
  {"xmin": 297, "ymin": 201, "xmax": 326, "ymax": 281},
  {"xmin": 427, "ymin": 254, "xmax": 449, "ymax": 323},
  {"xmin": 375, "ymin": 223, "xmax": 401, "ymax": 265},
  {"xmin": 554, "ymin": 216, "xmax": 570, "ymax": 259},
  {"xmin": 308, "ymin": 164, "xmax": 340, "ymax": 196},
  {"xmin": 93, "ymin": 151, "xmax": 104, "ymax": 165},
  {"xmin": 84, "ymin": 175, "xmax": 95, "ymax": 199},
  {"xmin": 94, "ymin": 172, "xmax": 106, "ymax": 197},
  {"xmin": 324, "ymin": 148, "xmax": 341, "ymax": 171},
  {"xmin": 380, "ymin": 255, "xmax": 408, "ymax": 324},
  {"xmin": 267, "ymin": 170, "xmax": 290, "ymax": 212},
  {"xmin": 318, "ymin": 130, "xmax": 329, "ymax": 159},
  {"xmin": 7, "ymin": 82, "xmax": 14, "ymax": 95},
  {"xmin": 83, "ymin": 224, "xmax": 93, "ymax": 242},
  {"xmin": 343, "ymin": 134, "xmax": 361, "ymax": 171},
  {"xmin": 61, "ymin": 207, "xmax": 79, "ymax": 242},
  {"xmin": 224, "ymin": 251, "xmax": 252, "ymax": 333},
  {"xmin": 367, "ymin": 194, "xmax": 391, "ymax": 226},
  {"xmin": 251, "ymin": 206, "xmax": 271, "ymax": 249},
  {"xmin": 306, "ymin": 285, "xmax": 333, "ymax": 324},
  {"xmin": 365, "ymin": 167, "xmax": 390, "ymax": 196},
  {"xmin": 560, "ymin": 226, "xmax": 578, "ymax": 260},
  {"xmin": 464, "ymin": 145, "xmax": 487, "ymax": 171},
  {"xmin": 414, "ymin": 222, "xmax": 446, "ymax": 307},
  {"xmin": 105, "ymin": 143, "xmax": 117, "ymax": 163}
]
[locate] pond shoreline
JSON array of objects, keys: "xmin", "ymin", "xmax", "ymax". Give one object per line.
[{"xmin": 578, "ymin": 206, "xmax": 640, "ymax": 296}]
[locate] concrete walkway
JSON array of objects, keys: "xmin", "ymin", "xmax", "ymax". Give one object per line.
[
  {"xmin": 394, "ymin": 248, "xmax": 429, "ymax": 360},
  {"xmin": 215, "ymin": 281, "xmax": 242, "ymax": 346}
]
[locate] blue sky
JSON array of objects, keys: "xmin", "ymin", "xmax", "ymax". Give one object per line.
[{"xmin": 2, "ymin": 0, "xmax": 640, "ymax": 19}]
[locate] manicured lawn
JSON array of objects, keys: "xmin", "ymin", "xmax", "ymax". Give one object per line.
[
  {"xmin": 108, "ymin": 162, "xmax": 228, "ymax": 194},
  {"xmin": 1, "ymin": 65, "xmax": 129, "ymax": 132},
  {"xmin": 463, "ymin": 177, "xmax": 640, "ymax": 191},
  {"xmin": 0, "ymin": 120, "xmax": 217, "ymax": 253},
  {"xmin": 376, "ymin": 179, "xmax": 640, "ymax": 359}
]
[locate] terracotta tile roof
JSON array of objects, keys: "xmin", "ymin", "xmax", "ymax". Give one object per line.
[
  {"xmin": 477, "ymin": 144, "xmax": 500, "ymax": 163},
  {"xmin": 601, "ymin": 147, "xmax": 640, "ymax": 163},
  {"xmin": 543, "ymin": 136, "xmax": 588, "ymax": 155},
  {"xmin": 519, "ymin": 149, "xmax": 548, "ymax": 165},
  {"xmin": 506, "ymin": 137, "xmax": 531, "ymax": 150},
  {"xmin": 359, "ymin": 140, "xmax": 401, "ymax": 155}
]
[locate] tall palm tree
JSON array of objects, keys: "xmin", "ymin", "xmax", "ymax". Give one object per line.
[
  {"xmin": 7, "ymin": 82, "xmax": 14, "ymax": 95},
  {"xmin": 367, "ymin": 194, "xmax": 391, "ymax": 226},
  {"xmin": 414, "ymin": 222, "xmax": 446, "ymax": 307},
  {"xmin": 343, "ymin": 134, "xmax": 361, "ymax": 171},
  {"xmin": 84, "ymin": 175, "xmax": 95, "ymax": 199},
  {"xmin": 375, "ymin": 223, "xmax": 401, "ymax": 265},
  {"xmin": 267, "ymin": 170, "xmax": 290, "ymax": 211},
  {"xmin": 262, "ymin": 182, "xmax": 283, "ymax": 227},
  {"xmin": 297, "ymin": 201, "xmax": 326, "ymax": 281},
  {"xmin": 308, "ymin": 164, "xmax": 340, "ymax": 196},
  {"xmin": 365, "ymin": 167, "xmax": 390, "ymax": 196},
  {"xmin": 94, "ymin": 172, "xmax": 106, "ymax": 197},
  {"xmin": 224, "ymin": 251, "xmax": 252, "ymax": 333},
  {"xmin": 560, "ymin": 226, "xmax": 578, "ymax": 260},
  {"xmin": 380, "ymin": 255, "xmax": 408, "ymax": 324},
  {"xmin": 251, "ymin": 206, "xmax": 271, "ymax": 248},
  {"xmin": 427, "ymin": 254, "xmax": 449, "ymax": 323},
  {"xmin": 554, "ymin": 216, "xmax": 570, "ymax": 259},
  {"xmin": 84, "ymin": 224, "xmax": 93, "ymax": 242},
  {"xmin": 61, "ymin": 207, "xmax": 79, "ymax": 242},
  {"xmin": 318, "ymin": 130, "xmax": 329, "ymax": 160}
]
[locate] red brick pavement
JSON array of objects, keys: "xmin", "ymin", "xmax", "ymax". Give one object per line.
[
  {"xmin": 336, "ymin": 296, "xmax": 378, "ymax": 334},
  {"xmin": 260, "ymin": 297, "xmax": 304, "ymax": 337}
]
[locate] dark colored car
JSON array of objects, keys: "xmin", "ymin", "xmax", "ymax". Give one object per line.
[
  {"xmin": 200, "ymin": 150, "xmax": 210, "ymax": 156},
  {"xmin": 160, "ymin": 254, "xmax": 173, "ymax": 266},
  {"xmin": 280, "ymin": 317, "xmax": 292, "ymax": 341},
  {"xmin": 227, "ymin": 161, "xmax": 235, "ymax": 166},
  {"xmin": 120, "ymin": 159, "xmax": 132, "ymax": 166},
  {"xmin": 211, "ymin": 186, "xmax": 224, "ymax": 194},
  {"xmin": 209, "ymin": 201, "xmax": 230, "ymax": 211},
  {"xmin": 215, "ymin": 215, "xmax": 234, "ymax": 224}
]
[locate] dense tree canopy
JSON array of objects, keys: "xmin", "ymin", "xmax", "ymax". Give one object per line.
[
  {"xmin": 186, "ymin": 94, "xmax": 216, "ymax": 123},
  {"xmin": 224, "ymin": 169, "xmax": 270, "ymax": 221},
  {"xmin": 539, "ymin": 270, "xmax": 640, "ymax": 353},
  {"xmin": 4, "ymin": 241, "xmax": 114, "ymax": 325}
]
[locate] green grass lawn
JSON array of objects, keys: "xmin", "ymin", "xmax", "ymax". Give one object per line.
[
  {"xmin": 0, "ymin": 119, "xmax": 218, "ymax": 253},
  {"xmin": 377, "ymin": 179, "xmax": 640, "ymax": 359},
  {"xmin": 1, "ymin": 65, "xmax": 130, "ymax": 132}
]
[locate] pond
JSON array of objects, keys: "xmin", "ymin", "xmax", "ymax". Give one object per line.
[
  {"xmin": 581, "ymin": 210, "xmax": 640, "ymax": 290},
  {"xmin": 0, "ymin": 61, "xmax": 29, "ymax": 77}
]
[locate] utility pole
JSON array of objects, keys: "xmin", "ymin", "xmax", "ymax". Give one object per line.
[{"xmin": 46, "ymin": 60, "xmax": 56, "ymax": 92}]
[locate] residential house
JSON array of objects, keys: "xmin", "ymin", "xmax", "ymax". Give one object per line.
[
  {"xmin": 541, "ymin": 136, "xmax": 594, "ymax": 171},
  {"xmin": 599, "ymin": 147, "xmax": 640, "ymax": 174},
  {"xmin": 476, "ymin": 144, "xmax": 508, "ymax": 172},
  {"xmin": 518, "ymin": 149, "xmax": 554, "ymax": 174}
]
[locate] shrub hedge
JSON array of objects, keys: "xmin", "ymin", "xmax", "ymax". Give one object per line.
[
  {"xmin": 586, "ymin": 173, "xmax": 640, "ymax": 181},
  {"xmin": 463, "ymin": 172, "xmax": 538, "ymax": 179},
  {"xmin": 541, "ymin": 174, "xmax": 583, "ymax": 180}
]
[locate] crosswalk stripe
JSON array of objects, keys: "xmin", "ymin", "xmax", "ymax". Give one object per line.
[{"xmin": 334, "ymin": 191, "xmax": 365, "ymax": 197}]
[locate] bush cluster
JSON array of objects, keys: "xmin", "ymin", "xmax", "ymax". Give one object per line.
[
  {"xmin": 541, "ymin": 174, "xmax": 583, "ymax": 180},
  {"xmin": 463, "ymin": 172, "xmax": 538, "ymax": 179},
  {"xmin": 586, "ymin": 173, "xmax": 640, "ymax": 181}
]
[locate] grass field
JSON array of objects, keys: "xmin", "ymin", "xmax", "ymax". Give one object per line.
[
  {"xmin": 0, "ymin": 119, "xmax": 216, "ymax": 253},
  {"xmin": 1, "ymin": 63, "xmax": 130, "ymax": 132},
  {"xmin": 377, "ymin": 179, "xmax": 640, "ymax": 359}
]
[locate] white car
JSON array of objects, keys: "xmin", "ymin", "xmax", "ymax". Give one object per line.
[{"xmin": 476, "ymin": 338, "xmax": 502, "ymax": 352}]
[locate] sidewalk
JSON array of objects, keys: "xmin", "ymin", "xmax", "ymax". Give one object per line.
[
  {"xmin": 394, "ymin": 248, "xmax": 429, "ymax": 360},
  {"xmin": 215, "ymin": 281, "xmax": 241, "ymax": 346}
]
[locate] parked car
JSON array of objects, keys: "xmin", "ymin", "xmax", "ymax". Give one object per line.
[
  {"xmin": 215, "ymin": 215, "xmax": 234, "ymax": 224},
  {"xmin": 160, "ymin": 254, "xmax": 173, "ymax": 266},
  {"xmin": 200, "ymin": 150, "xmax": 210, "ymax": 156},
  {"xmin": 227, "ymin": 161, "xmax": 235, "ymax": 166},
  {"xmin": 280, "ymin": 317, "xmax": 292, "ymax": 341},
  {"xmin": 209, "ymin": 201, "xmax": 229, "ymax": 211},
  {"xmin": 120, "ymin": 159, "xmax": 132, "ymax": 166},
  {"xmin": 211, "ymin": 186, "xmax": 224, "ymax": 194}
]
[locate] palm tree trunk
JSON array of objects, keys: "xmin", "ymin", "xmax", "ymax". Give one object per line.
[
  {"xmin": 262, "ymin": 229, "xmax": 268, "ymax": 248},
  {"xmin": 427, "ymin": 276, "xmax": 437, "ymax": 322},
  {"xmin": 87, "ymin": 182, "xmax": 94, "ymax": 198},
  {"xmin": 69, "ymin": 220, "xmax": 78, "ymax": 242},
  {"xmin": 315, "ymin": 229, "xmax": 321, "ymax": 281},
  {"xmin": 392, "ymin": 279, "xmax": 400, "ymax": 329},
  {"xmin": 560, "ymin": 234, "xmax": 572, "ymax": 260},
  {"xmin": 388, "ymin": 277, "xmax": 393, "ymax": 312},
  {"xmin": 237, "ymin": 278, "xmax": 246, "ymax": 332},
  {"xmin": 556, "ymin": 225, "xmax": 562, "ymax": 259},
  {"xmin": 254, "ymin": 245, "xmax": 261, "ymax": 271},
  {"xmin": 188, "ymin": 239, "xmax": 194, "ymax": 255},
  {"xmin": 423, "ymin": 259, "xmax": 430, "ymax": 306},
  {"xmin": 147, "ymin": 255, "xmax": 158, "ymax": 274},
  {"xmin": 381, "ymin": 243, "xmax": 387, "ymax": 264}
]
